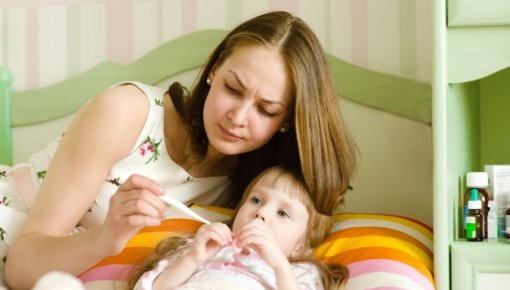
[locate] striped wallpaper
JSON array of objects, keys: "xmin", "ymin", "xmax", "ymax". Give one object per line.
[{"xmin": 0, "ymin": 0, "xmax": 432, "ymax": 91}]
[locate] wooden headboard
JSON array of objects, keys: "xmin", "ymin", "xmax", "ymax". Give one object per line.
[{"xmin": 0, "ymin": 29, "xmax": 433, "ymax": 223}]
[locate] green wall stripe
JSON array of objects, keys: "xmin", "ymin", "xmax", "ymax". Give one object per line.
[
  {"xmin": 226, "ymin": 0, "xmax": 242, "ymax": 29},
  {"xmin": 66, "ymin": 5, "xmax": 81, "ymax": 77},
  {"xmin": 157, "ymin": 0, "xmax": 163, "ymax": 44},
  {"xmin": 324, "ymin": 0, "xmax": 331, "ymax": 52},
  {"xmin": 399, "ymin": 0, "xmax": 417, "ymax": 79}
]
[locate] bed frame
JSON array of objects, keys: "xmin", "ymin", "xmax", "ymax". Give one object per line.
[{"xmin": 0, "ymin": 29, "xmax": 431, "ymax": 166}]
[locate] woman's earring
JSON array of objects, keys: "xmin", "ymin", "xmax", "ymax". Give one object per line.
[
  {"xmin": 279, "ymin": 127, "xmax": 288, "ymax": 133},
  {"xmin": 206, "ymin": 78, "xmax": 212, "ymax": 85}
]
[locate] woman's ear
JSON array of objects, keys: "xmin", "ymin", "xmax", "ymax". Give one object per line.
[
  {"xmin": 279, "ymin": 122, "xmax": 293, "ymax": 133},
  {"xmin": 208, "ymin": 62, "xmax": 219, "ymax": 83}
]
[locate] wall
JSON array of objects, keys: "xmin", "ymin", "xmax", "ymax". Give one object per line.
[{"xmin": 0, "ymin": 0, "xmax": 434, "ymax": 224}]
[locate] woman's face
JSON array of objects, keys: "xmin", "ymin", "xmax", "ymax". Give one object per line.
[{"xmin": 203, "ymin": 45, "xmax": 292, "ymax": 156}]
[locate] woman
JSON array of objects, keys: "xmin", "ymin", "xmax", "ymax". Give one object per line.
[{"xmin": 2, "ymin": 10, "xmax": 356, "ymax": 289}]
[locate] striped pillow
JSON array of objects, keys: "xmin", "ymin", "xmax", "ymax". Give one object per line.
[
  {"xmin": 314, "ymin": 213, "xmax": 434, "ymax": 290},
  {"xmin": 79, "ymin": 219, "xmax": 203, "ymax": 289},
  {"xmin": 79, "ymin": 206, "xmax": 233, "ymax": 289},
  {"xmin": 79, "ymin": 211, "xmax": 434, "ymax": 290}
]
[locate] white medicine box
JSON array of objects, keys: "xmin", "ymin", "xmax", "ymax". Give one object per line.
[{"xmin": 485, "ymin": 164, "xmax": 510, "ymax": 238}]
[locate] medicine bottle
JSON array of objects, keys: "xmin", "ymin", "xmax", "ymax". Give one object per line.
[
  {"xmin": 464, "ymin": 172, "xmax": 489, "ymax": 239},
  {"xmin": 465, "ymin": 188, "xmax": 483, "ymax": 242}
]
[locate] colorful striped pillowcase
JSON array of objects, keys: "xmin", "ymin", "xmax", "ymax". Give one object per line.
[
  {"xmin": 314, "ymin": 213, "xmax": 434, "ymax": 290},
  {"xmin": 79, "ymin": 211, "xmax": 434, "ymax": 290},
  {"xmin": 79, "ymin": 218, "xmax": 203, "ymax": 289}
]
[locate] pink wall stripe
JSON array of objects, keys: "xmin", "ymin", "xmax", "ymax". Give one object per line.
[
  {"xmin": 25, "ymin": 6, "xmax": 39, "ymax": 89},
  {"xmin": 1, "ymin": 0, "xmax": 134, "ymax": 8},
  {"xmin": 350, "ymin": 0, "xmax": 368, "ymax": 67},
  {"xmin": 399, "ymin": 0, "xmax": 417, "ymax": 78},
  {"xmin": 1, "ymin": 9, "xmax": 6, "ymax": 66},
  {"xmin": 106, "ymin": 1, "xmax": 133, "ymax": 64},
  {"xmin": 181, "ymin": 0, "xmax": 197, "ymax": 35},
  {"xmin": 269, "ymin": 0, "xmax": 299, "ymax": 15}
]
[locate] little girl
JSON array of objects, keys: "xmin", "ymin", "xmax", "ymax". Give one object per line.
[{"xmin": 129, "ymin": 166, "xmax": 348, "ymax": 290}]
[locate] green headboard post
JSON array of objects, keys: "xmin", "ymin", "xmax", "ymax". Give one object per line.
[{"xmin": 0, "ymin": 67, "xmax": 13, "ymax": 165}]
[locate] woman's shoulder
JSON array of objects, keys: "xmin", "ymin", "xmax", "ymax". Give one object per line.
[
  {"xmin": 94, "ymin": 82, "xmax": 165, "ymax": 114},
  {"xmin": 80, "ymin": 83, "xmax": 152, "ymax": 131},
  {"xmin": 110, "ymin": 81, "xmax": 166, "ymax": 101},
  {"xmin": 96, "ymin": 82, "xmax": 149, "ymax": 104}
]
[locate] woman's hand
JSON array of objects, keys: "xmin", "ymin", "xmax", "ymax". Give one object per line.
[
  {"xmin": 96, "ymin": 174, "xmax": 167, "ymax": 256},
  {"xmin": 188, "ymin": 222, "xmax": 232, "ymax": 263}
]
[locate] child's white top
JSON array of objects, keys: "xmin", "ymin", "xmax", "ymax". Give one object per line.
[{"xmin": 134, "ymin": 243, "xmax": 324, "ymax": 290}]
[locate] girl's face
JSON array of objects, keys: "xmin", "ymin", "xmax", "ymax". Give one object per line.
[
  {"xmin": 203, "ymin": 45, "xmax": 292, "ymax": 156},
  {"xmin": 232, "ymin": 182, "xmax": 309, "ymax": 257}
]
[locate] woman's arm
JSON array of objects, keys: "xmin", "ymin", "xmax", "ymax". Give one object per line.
[{"xmin": 4, "ymin": 85, "xmax": 167, "ymax": 290}]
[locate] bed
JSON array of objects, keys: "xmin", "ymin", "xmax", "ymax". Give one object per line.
[{"xmin": 0, "ymin": 29, "xmax": 434, "ymax": 289}]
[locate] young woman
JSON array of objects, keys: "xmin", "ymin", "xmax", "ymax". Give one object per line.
[
  {"xmin": 130, "ymin": 166, "xmax": 348, "ymax": 290},
  {"xmin": 2, "ymin": 11, "xmax": 356, "ymax": 289}
]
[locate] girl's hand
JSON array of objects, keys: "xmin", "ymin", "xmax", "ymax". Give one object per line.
[
  {"xmin": 188, "ymin": 222, "xmax": 232, "ymax": 263},
  {"xmin": 96, "ymin": 174, "xmax": 167, "ymax": 256},
  {"xmin": 236, "ymin": 219, "xmax": 288, "ymax": 269}
]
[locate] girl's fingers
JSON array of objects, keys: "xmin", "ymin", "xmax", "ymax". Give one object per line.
[
  {"xmin": 237, "ymin": 223, "xmax": 274, "ymax": 248},
  {"xmin": 196, "ymin": 223, "xmax": 232, "ymax": 244}
]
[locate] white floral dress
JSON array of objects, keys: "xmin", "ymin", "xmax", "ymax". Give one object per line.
[{"xmin": 0, "ymin": 82, "xmax": 230, "ymax": 286}]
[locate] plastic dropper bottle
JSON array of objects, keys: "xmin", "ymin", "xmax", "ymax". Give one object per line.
[{"xmin": 465, "ymin": 188, "xmax": 483, "ymax": 242}]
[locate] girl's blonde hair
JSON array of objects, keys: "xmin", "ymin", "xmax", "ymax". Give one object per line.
[
  {"xmin": 128, "ymin": 166, "xmax": 348, "ymax": 289},
  {"xmin": 168, "ymin": 10, "xmax": 358, "ymax": 215}
]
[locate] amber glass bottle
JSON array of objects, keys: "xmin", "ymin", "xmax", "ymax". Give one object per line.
[{"xmin": 464, "ymin": 172, "xmax": 489, "ymax": 239}]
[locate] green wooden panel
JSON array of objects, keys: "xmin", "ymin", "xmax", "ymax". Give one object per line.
[
  {"xmin": 448, "ymin": 0, "xmax": 510, "ymax": 27},
  {"xmin": 451, "ymin": 241, "xmax": 510, "ymax": 290},
  {"xmin": 448, "ymin": 27, "xmax": 510, "ymax": 83},
  {"xmin": 327, "ymin": 55, "xmax": 432, "ymax": 124}
]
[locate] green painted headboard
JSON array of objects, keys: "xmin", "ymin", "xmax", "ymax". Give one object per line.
[{"xmin": 0, "ymin": 29, "xmax": 431, "ymax": 165}]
